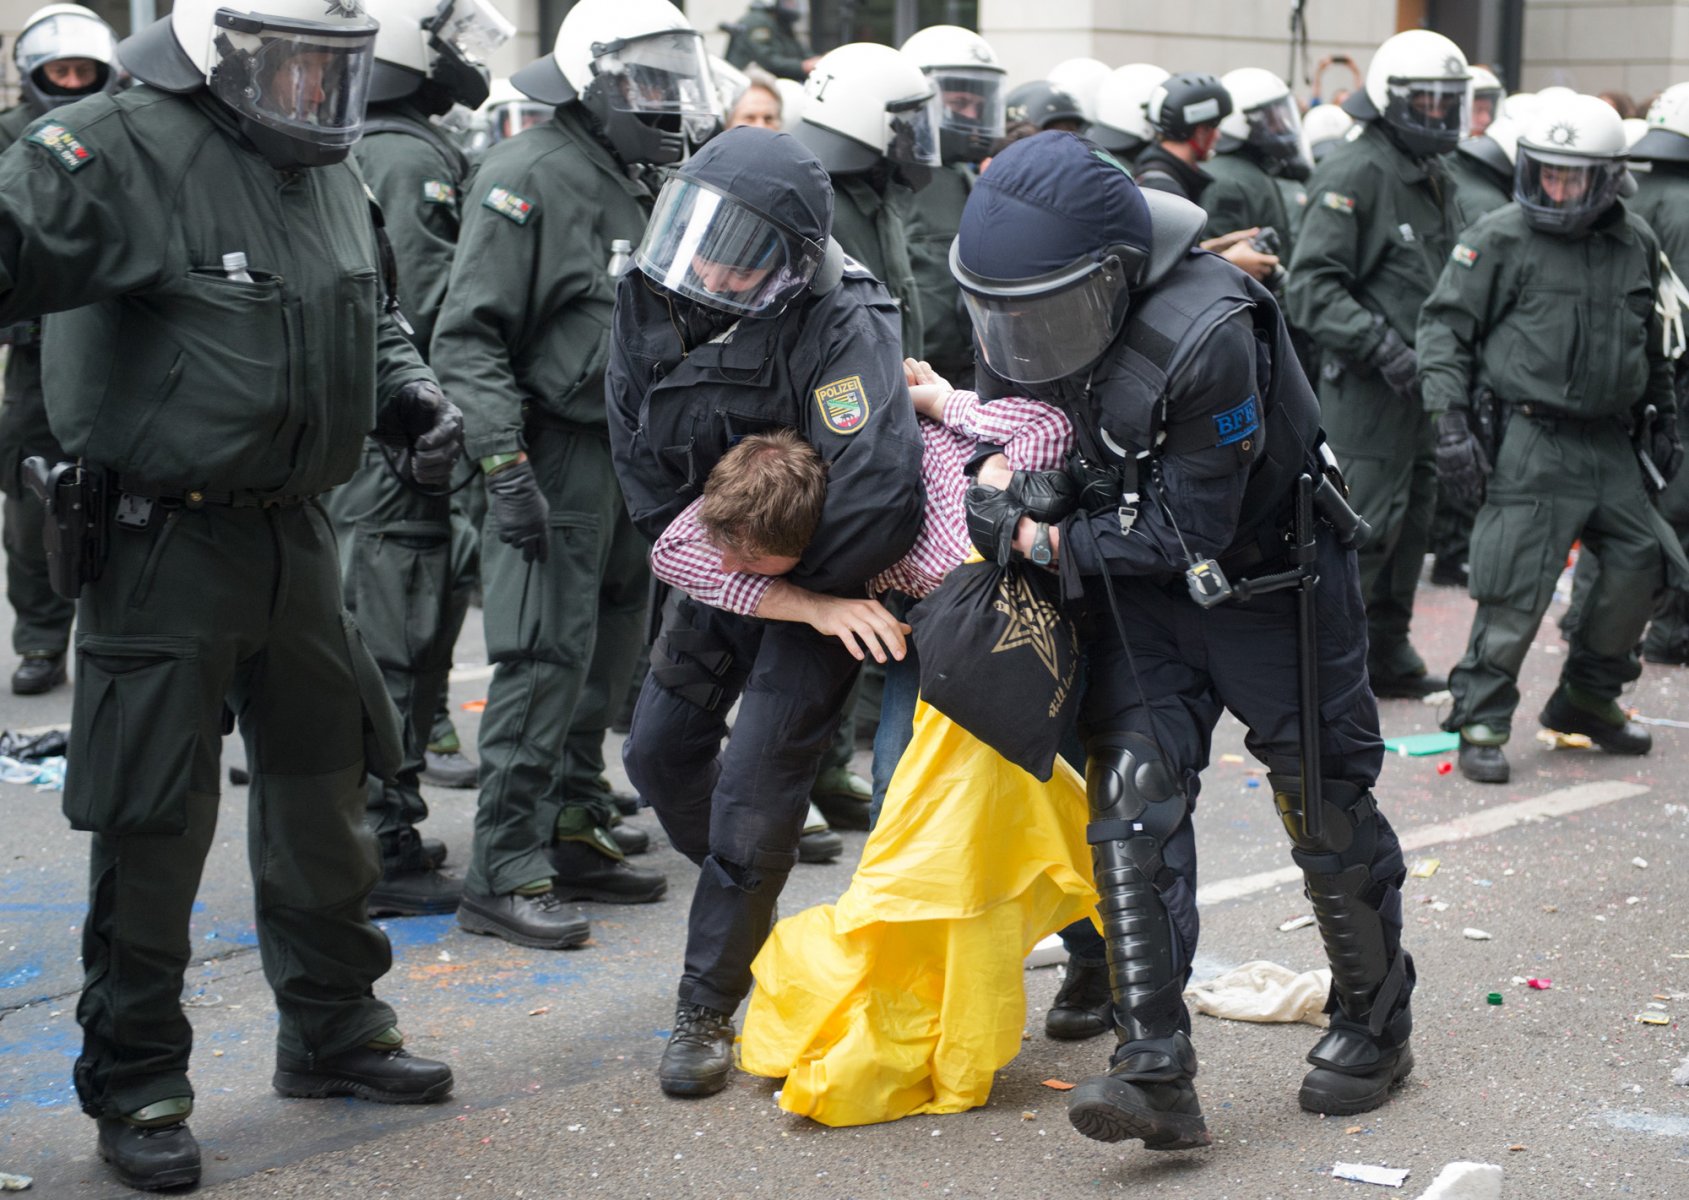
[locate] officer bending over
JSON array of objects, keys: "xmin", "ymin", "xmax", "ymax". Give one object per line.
[
  {"xmin": 954, "ymin": 132, "xmax": 1413, "ymax": 1150},
  {"xmin": 1419, "ymin": 93, "xmax": 1686, "ymax": 784},
  {"xmin": 609, "ymin": 127, "xmax": 924, "ymax": 1099},
  {"xmin": 0, "ymin": 1, "xmax": 465, "ymax": 1188}
]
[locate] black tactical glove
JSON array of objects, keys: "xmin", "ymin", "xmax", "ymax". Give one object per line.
[
  {"xmin": 965, "ymin": 483, "xmax": 1024, "ymax": 564},
  {"xmin": 1648, "ymin": 408, "xmax": 1684, "ymax": 485},
  {"xmin": 379, "ymin": 380, "xmax": 464, "ymax": 487},
  {"xmin": 1010, "ymin": 468, "xmax": 1080, "ymax": 523},
  {"xmin": 1434, "ymin": 409, "xmax": 1491, "ymax": 510},
  {"xmin": 485, "ymin": 458, "xmax": 550, "ymax": 563},
  {"xmin": 1367, "ymin": 327, "xmax": 1420, "ymax": 402}
]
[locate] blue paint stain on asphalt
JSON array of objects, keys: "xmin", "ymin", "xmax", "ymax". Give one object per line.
[{"xmin": 0, "ymin": 962, "xmax": 42, "ymax": 988}]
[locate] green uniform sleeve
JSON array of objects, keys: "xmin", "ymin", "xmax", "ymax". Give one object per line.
[
  {"xmin": 0, "ymin": 116, "xmax": 167, "ymax": 324},
  {"xmin": 744, "ymin": 15, "xmax": 810, "ymax": 82},
  {"xmin": 1416, "ymin": 226, "xmax": 1507, "ymax": 416},
  {"xmin": 1641, "ymin": 227, "xmax": 1678, "ymax": 421},
  {"xmin": 356, "ymin": 134, "xmax": 460, "ymax": 355},
  {"xmin": 1201, "ymin": 171, "xmax": 1255, "ymax": 242},
  {"xmin": 1284, "ymin": 164, "xmax": 1389, "ymax": 363}
]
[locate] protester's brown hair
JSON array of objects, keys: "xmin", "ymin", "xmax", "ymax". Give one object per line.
[{"xmin": 698, "ymin": 429, "xmax": 827, "ymax": 557}]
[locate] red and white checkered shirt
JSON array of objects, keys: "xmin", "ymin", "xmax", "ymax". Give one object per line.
[{"xmin": 648, "ymin": 391, "xmax": 1073, "ymax": 613}]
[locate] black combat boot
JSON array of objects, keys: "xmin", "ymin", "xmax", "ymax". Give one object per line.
[
  {"xmin": 421, "ymin": 747, "xmax": 479, "ymax": 788},
  {"xmin": 367, "ymin": 867, "xmax": 462, "ymax": 917},
  {"xmin": 810, "ymin": 767, "xmax": 871, "ymax": 830},
  {"xmin": 1045, "ymin": 955, "xmax": 1113, "ymax": 1041},
  {"xmin": 606, "ymin": 816, "xmax": 651, "ymax": 857},
  {"xmin": 658, "ymin": 1001, "xmax": 736, "ymax": 1097},
  {"xmin": 96, "ymin": 1098, "xmax": 200, "ymax": 1191},
  {"xmin": 457, "ymin": 887, "xmax": 591, "ymax": 948},
  {"xmin": 1457, "ymin": 726, "xmax": 1510, "ymax": 784},
  {"xmin": 1539, "ymin": 685, "xmax": 1652, "ymax": 755},
  {"xmin": 11, "ymin": 651, "xmax": 65, "ymax": 695},
  {"xmin": 1068, "ymin": 1031, "xmax": 1211, "ymax": 1148},
  {"xmin": 547, "ymin": 837, "xmax": 667, "ymax": 903},
  {"xmin": 797, "ymin": 801, "xmax": 842, "ymax": 864},
  {"xmin": 273, "ymin": 1028, "xmax": 454, "ymax": 1104}
]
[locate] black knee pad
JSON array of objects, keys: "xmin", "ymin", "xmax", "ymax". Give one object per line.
[{"xmin": 649, "ymin": 628, "xmax": 735, "ymax": 712}]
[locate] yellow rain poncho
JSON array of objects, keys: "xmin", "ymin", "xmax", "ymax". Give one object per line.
[{"xmin": 740, "ymin": 700, "xmax": 1098, "ymax": 1126}]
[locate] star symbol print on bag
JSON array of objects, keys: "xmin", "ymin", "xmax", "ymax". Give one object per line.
[{"xmin": 991, "ymin": 570, "xmax": 1064, "ymax": 681}]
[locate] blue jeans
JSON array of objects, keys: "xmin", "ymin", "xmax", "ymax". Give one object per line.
[{"xmin": 868, "ymin": 592, "xmax": 919, "ymax": 828}]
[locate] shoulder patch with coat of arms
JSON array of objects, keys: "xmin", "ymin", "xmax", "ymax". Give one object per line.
[
  {"xmin": 423, "ymin": 179, "xmax": 458, "ymax": 208},
  {"xmin": 815, "ymin": 375, "xmax": 870, "ymax": 435},
  {"xmin": 26, "ymin": 122, "xmax": 93, "ymax": 173},
  {"xmin": 1321, "ymin": 190, "xmax": 1356, "ymax": 214},
  {"xmin": 483, "ymin": 185, "xmax": 534, "ymax": 224},
  {"xmin": 1452, "ymin": 243, "xmax": 1480, "ymax": 269}
]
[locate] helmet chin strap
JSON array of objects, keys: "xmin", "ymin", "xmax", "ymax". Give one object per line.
[{"xmin": 237, "ymin": 114, "xmax": 353, "ymax": 170}]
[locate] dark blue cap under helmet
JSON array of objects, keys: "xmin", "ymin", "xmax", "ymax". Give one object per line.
[{"xmin": 955, "ymin": 130, "xmax": 1151, "ymax": 282}]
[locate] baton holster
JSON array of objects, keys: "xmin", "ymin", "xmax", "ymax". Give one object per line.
[{"xmin": 21, "ymin": 457, "xmax": 109, "ymax": 600}]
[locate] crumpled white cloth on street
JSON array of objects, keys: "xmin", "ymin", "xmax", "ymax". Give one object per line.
[
  {"xmin": 1415, "ymin": 1161, "xmax": 1503, "ymax": 1200},
  {"xmin": 1184, "ymin": 960, "xmax": 1332, "ymax": 1027}
]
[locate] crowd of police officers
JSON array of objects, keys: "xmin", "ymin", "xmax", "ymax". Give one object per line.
[{"xmin": 2, "ymin": 0, "xmax": 1687, "ymax": 1188}]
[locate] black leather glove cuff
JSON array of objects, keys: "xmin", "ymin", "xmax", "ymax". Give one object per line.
[
  {"xmin": 1010, "ymin": 468, "xmax": 1080, "ymax": 524},
  {"xmin": 965, "ymin": 483, "xmax": 1025, "ymax": 564}
]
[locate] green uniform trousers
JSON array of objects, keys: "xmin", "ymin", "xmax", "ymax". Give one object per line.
[
  {"xmin": 325, "ymin": 443, "xmax": 466, "ymax": 867},
  {"xmin": 69, "ymin": 500, "xmax": 401, "ymax": 1119},
  {"xmin": 1, "ymin": 343, "xmax": 75, "ymax": 655},
  {"xmin": 1320, "ymin": 365, "xmax": 1438, "ymax": 679},
  {"xmin": 471, "ymin": 421, "xmax": 646, "ymax": 895},
  {"xmin": 1446, "ymin": 417, "xmax": 1663, "ymax": 737}
]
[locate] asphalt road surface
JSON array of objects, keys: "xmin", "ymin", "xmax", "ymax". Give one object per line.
[{"xmin": 2, "ymin": 561, "xmax": 1685, "ymax": 1198}]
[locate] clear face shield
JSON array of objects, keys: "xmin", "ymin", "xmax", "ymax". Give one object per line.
[
  {"xmin": 1514, "ymin": 148, "xmax": 1625, "ymax": 234},
  {"xmin": 16, "ymin": 13, "xmax": 117, "ymax": 100},
  {"xmin": 593, "ymin": 29, "xmax": 720, "ymax": 147},
  {"xmin": 209, "ymin": 12, "xmax": 377, "ymax": 149},
  {"xmin": 1244, "ymin": 94, "xmax": 1303, "ymax": 160},
  {"xmin": 425, "ymin": 0, "xmax": 514, "ymax": 108},
  {"xmin": 636, "ymin": 176, "xmax": 824, "ymax": 318},
  {"xmin": 950, "ymin": 245, "xmax": 1139, "ymax": 386},
  {"xmin": 932, "ymin": 69, "xmax": 1005, "ymax": 140},
  {"xmin": 1471, "ymin": 86, "xmax": 1503, "ymax": 134},
  {"xmin": 1383, "ymin": 77, "xmax": 1471, "ymax": 154},
  {"xmin": 886, "ymin": 88, "xmax": 944, "ymax": 167},
  {"xmin": 491, "ymin": 99, "xmax": 553, "ymax": 141}
]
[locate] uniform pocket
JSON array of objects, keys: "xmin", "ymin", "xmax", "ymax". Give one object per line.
[
  {"xmin": 339, "ymin": 611, "xmax": 405, "ymax": 782},
  {"xmin": 1468, "ymin": 490, "xmax": 1552, "ymax": 610},
  {"xmin": 482, "ymin": 509, "xmax": 602, "ymax": 665},
  {"xmin": 63, "ymin": 634, "xmax": 202, "ymax": 835}
]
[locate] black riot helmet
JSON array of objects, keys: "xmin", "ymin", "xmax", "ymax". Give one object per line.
[
  {"xmin": 1004, "ymin": 80, "xmax": 1087, "ymax": 133},
  {"xmin": 1145, "ymin": 71, "xmax": 1232, "ymax": 141}
]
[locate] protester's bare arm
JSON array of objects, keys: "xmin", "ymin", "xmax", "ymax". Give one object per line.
[{"xmin": 755, "ymin": 580, "xmax": 911, "ymax": 662}]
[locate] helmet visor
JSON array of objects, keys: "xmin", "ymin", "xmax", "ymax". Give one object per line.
[
  {"xmin": 886, "ymin": 88, "xmax": 944, "ymax": 166},
  {"xmin": 17, "ymin": 14, "xmax": 117, "ymax": 75},
  {"xmin": 931, "ymin": 69, "xmax": 1006, "ymax": 140},
  {"xmin": 594, "ymin": 29, "xmax": 716, "ymax": 119},
  {"xmin": 636, "ymin": 176, "xmax": 825, "ymax": 318},
  {"xmin": 210, "ymin": 13, "xmax": 376, "ymax": 147},
  {"xmin": 951, "ymin": 245, "xmax": 1132, "ymax": 385},
  {"xmin": 1245, "ymin": 94, "xmax": 1303, "ymax": 156},
  {"xmin": 1384, "ymin": 77, "xmax": 1470, "ymax": 147},
  {"xmin": 1514, "ymin": 149, "xmax": 1624, "ymax": 232},
  {"xmin": 492, "ymin": 99, "xmax": 553, "ymax": 140},
  {"xmin": 430, "ymin": 0, "xmax": 515, "ymax": 65}
]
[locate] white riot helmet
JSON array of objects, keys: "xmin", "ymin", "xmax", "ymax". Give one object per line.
[
  {"xmin": 116, "ymin": 0, "xmax": 380, "ymax": 168},
  {"xmin": 1468, "ymin": 64, "xmax": 1503, "ymax": 135},
  {"xmin": 1090, "ymin": 63, "xmax": 1168, "ymax": 156},
  {"xmin": 1361, "ymin": 29, "xmax": 1470, "ymax": 157},
  {"xmin": 1048, "ymin": 56, "xmax": 1109, "ymax": 124},
  {"xmin": 1300, "ymin": 101, "xmax": 1354, "ymax": 164},
  {"xmin": 1514, "ymin": 92, "xmax": 1630, "ymax": 235},
  {"xmin": 508, "ymin": 0, "xmax": 718, "ymax": 166},
  {"xmin": 710, "ymin": 54, "xmax": 750, "ymax": 124},
  {"xmin": 1623, "ymin": 117, "xmax": 1649, "ymax": 149},
  {"xmin": 792, "ymin": 42, "xmax": 941, "ymax": 175},
  {"xmin": 479, "ymin": 75, "xmax": 552, "ymax": 144},
  {"xmin": 1503, "ymin": 91, "xmax": 1538, "ymax": 122},
  {"xmin": 14, "ymin": 4, "xmax": 119, "ymax": 112},
  {"xmin": 899, "ymin": 25, "xmax": 1005, "ymax": 164},
  {"xmin": 365, "ymin": 0, "xmax": 513, "ymax": 113},
  {"xmin": 1217, "ymin": 67, "xmax": 1304, "ymax": 166},
  {"xmin": 1632, "ymin": 81, "xmax": 1689, "ymax": 164},
  {"xmin": 1456, "ymin": 113, "xmax": 1519, "ymax": 182}
]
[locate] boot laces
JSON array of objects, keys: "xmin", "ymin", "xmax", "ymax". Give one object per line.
[{"xmin": 672, "ymin": 1003, "xmax": 731, "ymax": 1047}]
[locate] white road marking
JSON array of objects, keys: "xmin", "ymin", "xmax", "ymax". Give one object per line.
[
  {"xmin": 449, "ymin": 663, "xmax": 497, "ymax": 683},
  {"xmin": 1195, "ymin": 780, "xmax": 1651, "ymax": 906}
]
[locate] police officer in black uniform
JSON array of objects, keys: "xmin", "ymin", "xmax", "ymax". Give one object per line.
[
  {"xmin": 953, "ymin": 132, "xmax": 1413, "ymax": 1150},
  {"xmin": 608, "ymin": 127, "xmax": 925, "ymax": 1099}
]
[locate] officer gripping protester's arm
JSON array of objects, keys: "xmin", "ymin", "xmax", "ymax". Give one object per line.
[
  {"xmin": 0, "ymin": 0, "xmax": 466, "ymax": 1189},
  {"xmin": 432, "ymin": 0, "xmax": 713, "ymax": 950},
  {"xmin": 1285, "ymin": 29, "xmax": 1470, "ymax": 701},
  {"xmin": 606, "ymin": 126, "xmax": 925, "ymax": 1100},
  {"xmin": 1417, "ymin": 92, "xmax": 1688, "ymax": 786},
  {"xmin": 0, "ymin": 4, "xmax": 121, "ymax": 698},
  {"xmin": 952, "ymin": 131, "xmax": 1412, "ymax": 1152}
]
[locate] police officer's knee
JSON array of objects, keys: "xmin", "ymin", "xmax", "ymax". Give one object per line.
[{"xmin": 1271, "ymin": 773, "xmax": 1382, "ymax": 864}]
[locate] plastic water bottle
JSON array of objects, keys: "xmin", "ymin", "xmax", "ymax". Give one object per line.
[
  {"xmin": 607, "ymin": 238, "xmax": 632, "ymax": 279},
  {"xmin": 222, "ymin": 251, "xmax": 255, "ymax": 283}
]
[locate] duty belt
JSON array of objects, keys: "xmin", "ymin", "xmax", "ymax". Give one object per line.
[
  {"xmin": 115, "ymin": 476, "xmax": 320, "ymax": 509},
  {"xmin": 1511, "ymin": 403, "xmax": 1624, "ymax": 430}
]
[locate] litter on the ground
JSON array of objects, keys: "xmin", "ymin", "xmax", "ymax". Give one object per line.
[
  {"xmin": 1332, "ymin": 1161, "xmax": 1410, "ymax": 1187},
  {"xmin": 1463, "ymin": 928, "xmax": 1492, "ymax": 940},
  {"xmin": 1637, "ymin": 1012, "xmax": 1671, "ymax": 1025},
  {"xmin": 1024, "ymin": 932, "xmax": 1066, "ymax": 969},
  {"xmin": 0, "ymin": 1173, "xmax": 32, "ymax": 1192},
  {"xmin": 1185, "ymin": 960, "xmax": 1331, "ymax": 1027},
  {"xmin": 1486, "ymin": 993, "xmax": 1503, "ymax": 1005},
  {"xmin": 1631, "ymin": 857, "xmax": 1649, "ymax": 869},
  {"xmin": 1040, "ymin": 1078, "xmax": 1074, "ymax": 1091},
  {"xmin": 1410, "ymin": 858, "xmax": 1440, "ymax": 878},
  {"xmin": 1278, "ymin": 914, "xmax": 1316, "ymax": 932},
  {"xmin": 1413, "ymin": 1161, "xmax": 1503, "ymax": 1200},
  {"xmin": 1536, "ymin": 728, "xmax": 1593, "ymax": 750},
  {"xmin": 1527, "ymin": 978, "xmax": 1552, "ymax": 990},
  {"xmin": 1219, "ymin": 753, "xmax": 1244, "ymax": 764},
  {"xmin": 1632, "ymin": 713, "xmax": 1689, "ymax": 729},
  {"xmin": 0, "ymin": 754, "xmax": 65, "ymax": 790},
  {"xmin": 1671, "ymin": 1056, "xmax": 1689, "ymax": 1086},
  {"xmin": 1382, "ymin": 731, "xmax": 1460, "ymax": 756}
]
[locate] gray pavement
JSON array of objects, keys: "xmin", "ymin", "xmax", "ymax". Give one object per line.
[{"xmin": 2, "ymin": 563, "xmax": 1686, "ymax": 1198}]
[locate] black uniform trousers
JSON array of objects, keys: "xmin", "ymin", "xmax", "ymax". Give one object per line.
[
  {"xmin": 1075, "ymin": 532, "xmax": 1392, "ymax": 975},
  {"xmin": 624, "ymin": 592, "xmax": 859, "ymax": 1014}
]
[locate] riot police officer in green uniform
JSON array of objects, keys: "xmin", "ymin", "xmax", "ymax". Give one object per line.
[
  {"xmin": 1418, "ymin": 93, "xmax": 1687, "ymax": 784},
  {"xmin": 1287, "ymin": 30, "xmax": 1470, "ymax": 700},
  {"xmin": 1203, "ymin": 68, "xmax": 1307, "ymax": 261},
  {"xmin": 1627, "ymin": 82, "xmax": 1689, "ymax": 665},
  {"xmin": 723, "ymin": 0, "xmax": 815, "ymax": 83},
  {"xmin": 433, "ymin": 0, "xmax": 709, "ymax": 948},
  {"xmin": 0, "ymin": 0, "xmax": 463, "ymax": 1187},
  {"xmin": 0, "ymin": 4, "xmax": 120, "ymax": 696},
  {"xmin": 328, "ymin": 0, "xmax": 514, "ymax": 918}
]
